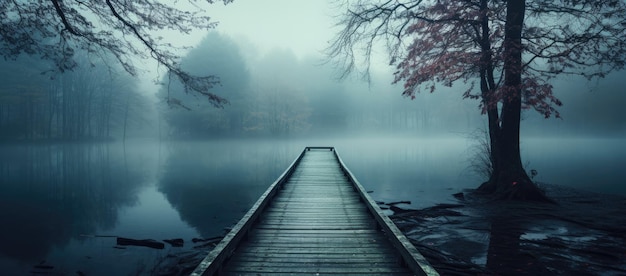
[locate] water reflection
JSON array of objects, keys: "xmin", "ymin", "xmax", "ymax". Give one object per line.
[
  {"xmin": 522, "ymin": 137, "xmax": 626, "ymax": 195},
  {"xmin": 0, "ymin": 143, "xmax": 148, "ymax": 268},
  {"xmin": 331, "ymin": 137, "xmax": 478, "ymax": 208},
  {"xmin": 485, "ymin": 215, "xmax": 553, "ymax": 274},
  {"xmin": 0, "ymin": 137, "xmax": 623, "ymax": 274},
  {"xmin": 157, "ymin": 141, "xmax": 300, "ymax": 237}
]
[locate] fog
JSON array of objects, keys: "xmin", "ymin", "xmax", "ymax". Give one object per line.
[
  {"xmin": 152, "ymin": 29, "xmax": 626, "ymax": 140},
  {"xmin": 2, "ymin": 32, "xmax": 625, "ymax": 141},
  {"xmin": 1, "ymin": 1, "xmax": 625, "ymax": 275},
  {"xmin": 2, "ymin": 0, "xmax": 625, "ymax": 141}
]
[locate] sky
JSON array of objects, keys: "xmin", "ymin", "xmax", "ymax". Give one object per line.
[
  {"xmin": 139, "ymin": 0, "xmax": 343, "ymax": 93},
  {"xmin": 208, "ymin": 0, "xmax": 335, "ymax": 59}
]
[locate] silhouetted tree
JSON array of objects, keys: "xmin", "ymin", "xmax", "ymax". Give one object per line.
[
  {"xmin": 245, "ymin": 50, "xmax": 312, "ymax": 136},
  {"xmin": 0, "ymin": 55, "xmax": 144, "ymax": 141},
  {"xmin": 158, "ymin": 32, "xmax": 250, "ymax": 138},
  {"xmin": 329, "ymin": 0, "xmax": 626, "ymax": 201},
  {"xmin": 0, "ymin": 0, "xmax": 232, "ymax": 107}
]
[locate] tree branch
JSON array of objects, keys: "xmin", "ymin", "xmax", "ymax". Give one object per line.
[{"xmin": 50, "ymin": 0, "xmax": 80, "ymax": 36}]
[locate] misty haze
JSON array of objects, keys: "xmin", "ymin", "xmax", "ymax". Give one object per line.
[{"xmin": 1, "ymin": 1, "xmax": 625, "ymax": 275}]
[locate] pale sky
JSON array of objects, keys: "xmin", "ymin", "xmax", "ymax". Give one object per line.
[
  {"xmin": 139, "ymin": 0, "xmax": 341, "ymax": 92},
  {"xmin": 209, "ymin": 0, "xmax": 336, "ymax": 59},
  {"xmin": 138, "ymin": 0, "xmax": 394, "ymax": 93}
]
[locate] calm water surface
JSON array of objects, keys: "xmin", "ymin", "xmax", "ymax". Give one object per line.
[{"xmin": 0, "ymin": 137, "xmax": 623, "ymax": 275}]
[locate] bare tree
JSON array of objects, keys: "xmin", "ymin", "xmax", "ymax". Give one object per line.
[
  {"xmin": 0, "ymin": 0, "xmax": 232, "ymax": 107},
  {"xmin": 328, "ymin": 0, "xmax": 626, "ymax": 201}
]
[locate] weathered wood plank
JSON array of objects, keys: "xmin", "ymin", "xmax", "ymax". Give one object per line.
[
  {"xmin": 334, "ymin": 149, "xmax": 439, "ymax": 276},
  {"xmin": 230, "ymin": 255, "xmax": 399, "ymax": 264},
  {"xmin": 256, "ymin": 220, "xmax": 374, "ymax": 224},
  {"xmin": 262, "ymin": 212, "xmax": 371, "ymax": 217},
  {"xmin": 251, "ymin": 234, "xmax": 383, "ymax": 240},
  {"xmin": 265, "ymin": 207, "xmax": 366, "ymax": 212},
  {"xmin": 242, "ymin": 243, "xmax": 393, "ymax": 249},
  {"xmin": 230, "ymin": 252, "xmax": 399, "ymax": 261},
  {"xmin": 245, "ymin": 236, "xmax": 391, "ymax": 244},
  {"xmin": 251, "ymin": 228, "xmax": 381, "ymax": 235},
  {"xmin": 227, "ymin": 261, "xmax": 402, "ymax": 268},
  {"xmin": 258, "ymin": 220, "xmax": 373, "ymax": 225},
  {"xmin": 271, "ymin": 199, "xmax": 361, "ymax": 204},
  {"xmin": 220, "ymin": 271, "xmax": 413, "ymax": 276},
  {"xmin": 188, "ymin": 149, "xmax": 308, "ymax": 276},
  {"xmin": 246, "ymin": 240, "xmax": 389, "ymax": 246},
  {"xmin": 254, "ymin": 226, "xmax": 374, "ymax": 230},
  {"xmin": 224, "ymin": 273, "xmax": 413, "ymax": 276},
  {"xmin": 251, "ymin": 233, "xmax": 383, "ymax": 240},
  {"xmin": 237, "ymin": 246, "xmax": 397, "ymax": 254},
  {"xmin": 226, "ymin": 265, "xmax": 411, "ymax": 274}
]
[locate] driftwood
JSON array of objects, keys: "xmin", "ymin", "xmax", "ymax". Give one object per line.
[
  {"xmin": 192, "ymin": 236, "xmax": 223, "ymax": 244},
  {"xmin": 390, "ymin": 203, "xmax": 465, "ymax": 218},
  {"xmin": 117, "ymin": 237, "xmax": 165, "ymax": 249},
  {"xmin": 32, "ymin": 265, "xmax": 53, "ymax": 270},
  {"xmin": 29, "ymin": 262, "xmax": 55, "ymax": 275},
  {"xmin": 163, "ymin": 238, "xmax": 184, "ymax": 247},
  {"xmin": 387, "ymin": 200, "xmax": 412, "ymax": 205}
]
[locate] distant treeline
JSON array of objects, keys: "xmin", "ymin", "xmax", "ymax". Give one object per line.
[
  {"xmin": 157, "ymin": 32, "xmax": 482, "ymax": 139},
  {"xmin": 6, "ymin": 31, "xmax": 618, "ymax": 142},
  {"xmin": 0, "ymin": 55, "xmax": 147, "ymax": 142}
]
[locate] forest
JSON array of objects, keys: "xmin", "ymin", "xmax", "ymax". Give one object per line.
[
  {"xmin": 0, "ymin": 32, "xmax": 486, "ymax": 141},
  {"xmin": 2, "ymin": 31, "xmax": 625, "ymax": 142},
  {"xmin": 0, "ymin": 54, "xmax": 146, "ymax": 141}
]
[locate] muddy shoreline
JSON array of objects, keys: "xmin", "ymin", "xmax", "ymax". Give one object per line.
[{"xmin": 391, "ymin": 183, "xmax": 626, "ymax": 275}]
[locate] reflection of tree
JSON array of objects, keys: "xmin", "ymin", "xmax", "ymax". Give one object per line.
[
  {"xmin": 158, "ymin": 143, "xmax": 295, "ymax": 238},
  {"xmin": 485, "ymin": 213, "xmax": 558, "ymax": 274},
  {"xmin": 486, "ymin": 216, "xmax": 527, "ymax": 274},
  {"xmin": 0, "ymin": 144, "xmax": 147, "ymax": 261}
]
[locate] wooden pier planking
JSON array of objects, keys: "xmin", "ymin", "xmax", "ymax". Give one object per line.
[{"xmin": 191, "ymin": 147, "xmax": 438, "ymax": 276}]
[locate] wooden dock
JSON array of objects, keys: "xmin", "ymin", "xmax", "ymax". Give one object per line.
[{"xmin": 191, "ymin": 147, "xmax": 438, "ymax": 276}]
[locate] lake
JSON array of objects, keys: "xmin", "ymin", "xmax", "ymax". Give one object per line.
[{"xmin": 0, "ymin": 136, "xmax": 624, "ymax": 275}]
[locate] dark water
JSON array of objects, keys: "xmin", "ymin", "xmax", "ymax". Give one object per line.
[{"xmin": 0, "ymin": 137, "xmax": 624, "ymax": 275}]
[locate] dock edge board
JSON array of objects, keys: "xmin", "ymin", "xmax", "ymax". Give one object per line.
[
  {"xmin": 334, "ymin": 149, "xmax": 439, "ymax": 276},
  {"xmin": 189, "ymin": 147, "xmax": 310, "ymax": 276}
]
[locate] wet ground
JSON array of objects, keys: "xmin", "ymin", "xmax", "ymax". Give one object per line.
[{"xmin": 391, "ymin": 183, "xmax": 626, "ymax": 275}]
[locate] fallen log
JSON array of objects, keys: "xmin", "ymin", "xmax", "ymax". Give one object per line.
[
  {"xmin": 387, "ymin": 200, "xmax": 412, "ymax": 205},
  {"xmin": 192, "ymin": 236, "xmax": 223, "ymax": 244},
  {"xmin": 163, "ymin": 238, "xmax": 184, "ymax": 247},
  {"xmin": 116, "ymin": 237, "xmax": 164, "ymax": 249}
]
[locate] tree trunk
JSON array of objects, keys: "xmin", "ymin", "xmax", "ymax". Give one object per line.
[
  {"xmin": 123, "ymin": 91, "xmax": 130, "ymax": 143},
  {"xmin": 478, "ymin": 0, "xmax": 552, "ymax": 202},
  {"xmin": 478, "ymin": 0, "xmax": 500, "ymax": 182}
]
